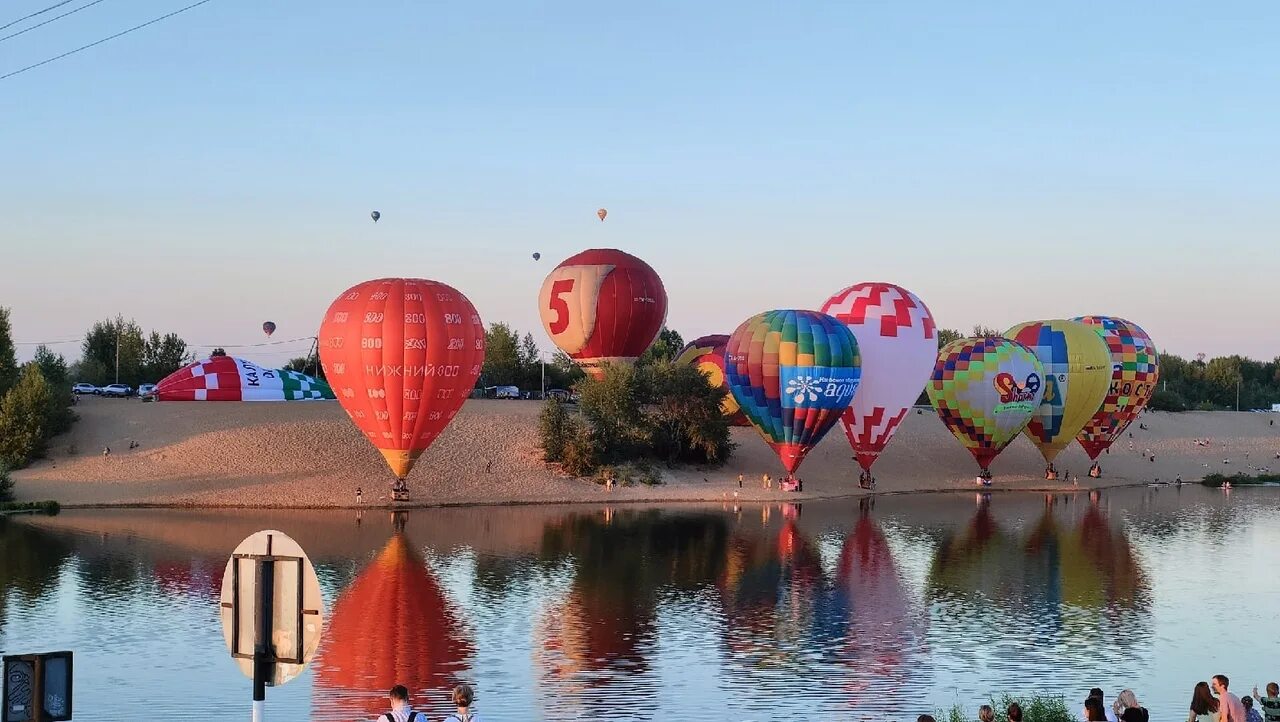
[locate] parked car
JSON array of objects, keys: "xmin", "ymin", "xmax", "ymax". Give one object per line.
[
  {"xmin": 100, "ymin": 384, "xmax": 134, "ymax": 398},
  {"xmin": 494, "ymin": 385, "xmax": 521, "ymax": 399},
  {"xmin": 137, "ymin": 383, "xmax": 157, "ymax": 398},
  {"xmin": 545, "ymin": 388, "xmax": 572, "ymax": 402},
  {"xmin": 72, "ymin": 383, "xmax": 99, "ymax": 395}
]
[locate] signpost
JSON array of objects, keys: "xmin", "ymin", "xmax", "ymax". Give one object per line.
[
  {"xmin": 2, "ymin": 652, "xmax": 73, "ymax": 722},
  {"xmin": 220, "ymin": 530, "xmax": 323, "ymax": 722}
]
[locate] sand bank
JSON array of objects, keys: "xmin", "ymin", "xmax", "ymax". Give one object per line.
[{"xmin": 11, "ymin": 396, "xmax": 1280, "ymax": 507}]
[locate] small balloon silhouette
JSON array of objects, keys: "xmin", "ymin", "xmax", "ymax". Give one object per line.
[{"xmin": 370, "ymin": 210, "xmax": 381, "ymax": 222}]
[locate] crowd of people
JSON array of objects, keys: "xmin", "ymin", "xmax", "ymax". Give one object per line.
[
  {"xmin": 915, "ymin": 679, "xmax": 1280, "ymax": 722},
  {"xmin": 377, "ymin": 683, "xmax": 483, "ymax": 722}
]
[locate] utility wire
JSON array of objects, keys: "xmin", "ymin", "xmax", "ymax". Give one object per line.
[
  {"xmin": 0, "ymin": 0, "xmax": 216, "ymax": 82},
  {"xmin": 0, "ymin": 0, "xmax": 75, "ymax": 32},
  {"xmin": 0, "ymin": 0, "xmax": 109, "ymax": 45},
  {"xmin": 16, "ymin": 335, "xmax": 318, "ymax": 348}
]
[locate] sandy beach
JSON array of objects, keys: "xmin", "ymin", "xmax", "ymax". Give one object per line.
[{"xmin": 10, "ymin": 396, "xmax": 1280, "ymax": 507}]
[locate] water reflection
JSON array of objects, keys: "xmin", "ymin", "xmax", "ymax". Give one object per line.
[
  {"xmin": 312, "ymin": 519, "xmax": 472, "ymax": 720},
  {"xmin": 2, "ymin": 487, "xmax": 1277, "ymax": 721}
]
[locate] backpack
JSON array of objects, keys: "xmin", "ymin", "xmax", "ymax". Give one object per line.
[{"xmin": 384, "ymin": 713, "xmax": 417, "ymax": 722}]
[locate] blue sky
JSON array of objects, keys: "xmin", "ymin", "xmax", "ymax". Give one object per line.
[{"xmin": 3, "ymin": 0, "xmax": 1277, "ymax": 365}]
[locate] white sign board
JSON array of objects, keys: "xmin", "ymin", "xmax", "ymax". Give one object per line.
[{"xmin": 219, "ymin": 530, "xmax": 324, "ymax": 688}]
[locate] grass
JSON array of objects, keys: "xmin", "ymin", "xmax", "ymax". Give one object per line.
[
  {"xmin": 1201, "ymin": 472, "xmax": 1280, "ymax": 487},
  {"xmin": 939, "ymin": 694, "xmax": 1076, "ymax": 722},
  {"xmin": 0, "ymin": 500, "xmax": 61, "ymax": 515}
]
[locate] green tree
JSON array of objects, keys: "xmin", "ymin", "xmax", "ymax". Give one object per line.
[
  {"xmin": 642, "ymin": 362, "xmax": 732, "ymax": 463},
  {"xmin": 518, "ymin": 332, "xmax": 542, "ymax": 391},
  {"xmin": 0, "ymin": 365, "xmax": 55, "ymax": 468},
  {"xmin": 285, "ymin": 356, "xmax": 324, "ymax": 380},
  {"xmin": 639, "ymin": 327, "xmax": 684, "ymax": 366},
  {"xmin": 32, "ymin": 345, "xmax": 68, "ymax": 388},
  {"xmin": 546, "ymin": 350, "xmax": 585, "ymax": 390},
  {"xmin": 29, "ymin": 346, "xmax": 74, "ymax": 437},
  {"xmin": 481, "ymin": 322, "xmax": 522, "ymax": 388},
  {"xmin": 0, "ymin": 307, "xmax": 17, "ymax": 398},
  {"xmin": 80, "ymin": 316, "xmax": 145, "ymax": 386},
  {"xmin": 936, "ymin": 328, "xmax": 964, "ymax": 349},
  {"xmin": 141, "ymin": 331, "xmax": 191, "ymax": 381}
]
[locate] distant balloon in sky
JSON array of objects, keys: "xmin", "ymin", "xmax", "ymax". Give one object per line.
[
  {"xmin": 1004, "ymin": 320, "xmax": 1111, "ymax": 468},
  {"xmin": 319, "ymin": 278, "xmax": 485, "ymax": 480},
  {"xmin": 1072, "ymin": 316, "xmax": 1160, "ymax": 463},
  {"xmin": 370, "ymin": 210, "xmax": 381, "ymax": 222},
  {"xmin": 725, "ymin": 310, "xmax": 861, "ymax": 476},
  {"xmin": 538, "ymin": 248, "xmax": 667, "ymax": 379},
  {"xmin": 596, "ymin": 208, "xmax": 607, "ymax": 222},
  {"xmin": 821, "ymin": 282, "xmax": 936, "ymax": 478},
  {"xmin": 532, "ymin": 252, "xmax": 541, "ymax": 261},
  {"xmin": 928, "ymin": 337, "xmax": 1044, "ymax": 477},
  {"xmin": 262, "ymin": 321, "xmax": 276, "ymax": 337}
]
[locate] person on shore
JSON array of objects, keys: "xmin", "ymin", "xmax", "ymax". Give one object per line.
[
  {"xmin": 1085, "ymin": 697, "xmax": 1111, "ymax": 722},
  {"xmin": 1215, "ymin": 675, "xmax": 1247, "ymax": 722},
  {"xmin": 444, "ymin": 684, "xmax": 484, "ymax": 722},
  {"xmin": 1244, "ymin": 697, "xmax": 1264, "ymax": 722},
  {"xmin": 979, "ymin": 705, "xmax": 996, "ymax": 722},
  {"xmin": 356, "ymin": 487, "xmax": 363, "ymax": 505},
  {"xmin": 1084, "ymin": 688, "xmax": 1118, "ymax": 722},
  {"xmin": 378, "ymin": 684, "xmax": 422, "ymax": 722},
  {"xmin": 738, "ymin": 473, "xmax": 744, "ymax": 488},
  {"xmin": 1191, "ymin": 681, "xmax": 1222, "ymax": 722},
  {"xmin": 1251, "ymin": 684, "xmax": 1280, "ymax": 722},
  {"xmin": 1008, "ymin": 703, "xmax": 1024, "ymax": 722},
  {"xmin": 1114, "ymin": 689, "xmax": 1149, "ymax": 722}
]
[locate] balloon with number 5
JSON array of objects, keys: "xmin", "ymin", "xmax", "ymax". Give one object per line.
[
  {"xmin": 538, "ymin": 248, "xmax": 667, "ymax": 379},
  {"xmin": 319, "ymin": 278, "xmax": 485, "ymax": 480}
]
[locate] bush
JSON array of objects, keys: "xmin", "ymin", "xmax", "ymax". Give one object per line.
[
  {"xmin": 0, "ymin": 500, "xmax": 60, "ymax": 515},
  {"xmin": 538, "ymin": 361, "xmax": 734, "ymax": 479},
  {"xmin": 0, "ymin": 365, "xmax": 54, "ymax": 469},
  {"xmin": 938, "ymin": 694, "xmax": 1074, "ymax": 722},
  {"xmin": 1148, "ymin": 388, "xmax": 1187, "ymax": 412},
  {"xmin": 596, "ymin": 460, "xmax": 663, "ymax": 487},
  {"xmin": 0, "ymin": 464, "xmax": 12, "ymax": 503}
]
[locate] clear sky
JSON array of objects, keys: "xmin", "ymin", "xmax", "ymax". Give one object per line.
[{"xmin": 2, "ymin": 0, "xmax": 1277, "ymax": 365}]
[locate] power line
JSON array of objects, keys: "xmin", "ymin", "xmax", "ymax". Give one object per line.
[
  {"xmin": 0, "ymin": 0, "xmax": 109, "ymax": 45},
  {"xmin": 15, "ymin": 335, "xmax": 317, "ymax": 348},
  {"xmin": 0, "ymin": 0, "xmax": 76, "ymax": 32},
  {"xmin": 0, "ymin": 0, "xmax": 216, "ymax": 82}
]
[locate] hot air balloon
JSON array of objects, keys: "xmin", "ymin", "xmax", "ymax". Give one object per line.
[
  {"xmin": 538, "ymin": 248, "xmax": 667, "ymax": 379},
  {"xmin": 821, "ymin": 282, "xmax": 937, "ymax": 486},
  {"xmin": 319, "ymin": 278, "xmax": 485, "ymax": 481},
  {"xmin": 927, "ymin": 337, "xmax": 1044, "ymax": 479},
  {"xmin": 370, "ymin": 210, "xmax": 381, "ymax": 222},
  {"xmin": 532, "ymin": 252, "xmax": 541, "ymax": 261},
  {"xmin": 673, "ymin": 334, "xmax": 750, "ymax": 426},
  {"xmin": 262, "ymin": 320, "xmax": 276, "ymax": 337},
  {"xmin": 596, "ymin": 208, "xmax": 607, "ymax": 222},
  {"xmin": 154, "ymin": 356, "xmax": 334, "ymax": 401},
  {"xmin": 1004, "ymin": 320, "xmax": 1112, "ymax": 477},
  {"xmin": 725, "ymin": 310, "xmax": 861, "ymax": 477},
  {"xmin": 1072, "ymin": 316, "xmax": 1160, "ymax": 476}
]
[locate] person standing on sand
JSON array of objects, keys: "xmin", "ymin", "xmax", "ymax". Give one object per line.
[
  {"xmin": 1215, "ymin": 675, "xmax": 1247, "ymax": 722},
  {"xmin": 738, "ymin": 473, "xmax": 744, "ymax": 488}
]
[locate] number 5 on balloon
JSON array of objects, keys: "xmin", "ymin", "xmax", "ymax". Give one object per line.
[{"xmin": 548, "ymin": 278, "xmax": 575, "ymax": 335}]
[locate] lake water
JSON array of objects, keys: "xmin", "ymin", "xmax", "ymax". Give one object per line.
[{"xmin": 2, "ymin": 485, "xmax": 1278, "ymax": 721}]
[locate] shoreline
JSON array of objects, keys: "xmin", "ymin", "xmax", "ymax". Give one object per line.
[{"xmin": 12, "ymin": 396, "xmax": 1276, "ymax": 510}]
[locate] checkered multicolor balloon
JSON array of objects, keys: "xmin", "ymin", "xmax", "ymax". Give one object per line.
[{"xmin": 1072, "ymin": 316, "xmax": 1160, "ymax": 459}]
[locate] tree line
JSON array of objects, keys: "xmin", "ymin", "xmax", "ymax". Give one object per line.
[
  {"xmin": 475, "ymin": 323, "xmax": 685, "ymax": 394},
  {"xmin": 0, "ymin": 308, "xmax": 195, "ymax": 471}
]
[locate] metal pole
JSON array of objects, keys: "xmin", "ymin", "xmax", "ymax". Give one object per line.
[
  {"xmin": 541, "ymin": 359, "xmax": 546, "ymax": 399},
  {"xmin": 252, "ymin": 535, "xmax": 276, "ymax": 722},
  {"xmin": 115, "ymin": 328, "xmax": 120, "ymax": 384},
  {"xmin": 1236, "ymin": 378, "xmax": 1241, "ymax": 412}
]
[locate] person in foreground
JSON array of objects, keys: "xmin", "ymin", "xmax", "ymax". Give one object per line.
[
  {"xmin": 1214, "ymin": 675, "xmax": 1248, "ymax": 722},
  {"xmin": 1253, "ymin": 683, "xmax": 1280, "ymax": 722},
  {"xmin": 1191, "ymin": 681, "xmax": 1221, "ymax": 722},
  {"xmin": 1084, "ymin": 688, "xmax": 1118, "ymax": 722},
  {"xmin": 379, "ymin": 685, "xmax": 423, "ymax": 722},
  {"xmin": 444, "ymin": 684, "xmax": 484, "ymax": 722}
]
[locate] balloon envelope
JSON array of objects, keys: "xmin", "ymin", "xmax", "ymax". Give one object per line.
[
  {"xmin": 673, "ymin": 335, "xmax": 750, "ymax": 426},
  {"xmin": 532, "ymin": 252, "xmax": 541, "ymax": 261},
  {"xmin": 262, "ymin": 321, "xmax": 276, "ymax": 337},
  {"xmin": 821, "ymin": 282, "xmax": 937, "ymax": 472},
  {"xmin": 538, "ymin": 248, "xmax": 667, "ymax": 379},
  {"xmin": 370, "ymin": 210, "xmax": 380, "ymax": 222},
  {"xmin": 1004, "ymin": 320, "xmax": 1112, "ymax": 463},
  {"xmin": 154, "ymin": 356, "xmax": 333, "ymax": 401},
  {"xmin": 319, "ymin": 278, "xmax": 485, "ymax": 479},
  {"xmin": 597, "ymin": 208, "xmax": 607, "ymax": 221},
  {"xmin": 927, "ymin": 337, "xmax": 1044, "ymax": 473},
  {"xmin": 725, "ymin": 310, "xmax": 861, "ymax": 475},
  {"xmin": 1072, "ymin": 316, "xmax": 1160, "ymax": 459}
]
